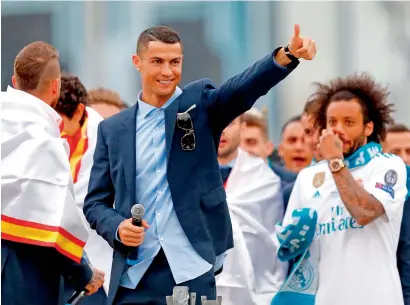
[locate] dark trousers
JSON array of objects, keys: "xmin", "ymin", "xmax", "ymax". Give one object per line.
[
  {"xmin": 114, "ymin": 249, "xmax": 216, "ymax": 305},
  {"xmin": 2, "ymin": 241, "xmax": 63, "ymax": 305}
]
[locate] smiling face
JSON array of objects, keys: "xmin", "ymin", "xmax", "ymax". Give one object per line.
[
  {"xmin": 133, "ymin": 41, "xmax": 183, "ymax": 105},
  {"xmin": 325, "ymin": 99, "xmax": 373, "ymax": 157}
]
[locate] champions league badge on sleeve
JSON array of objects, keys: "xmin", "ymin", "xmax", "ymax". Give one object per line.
[
  {"xmin": 375, "ymin": 169, "xmax": 398, "ymax": 199},
  {"xmin": 384, "ymin": 169, "xmax": 398, "ymax": 186}
]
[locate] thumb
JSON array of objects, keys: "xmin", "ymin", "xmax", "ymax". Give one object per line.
[
  {"xmin": 293, "ymin": 24, "xmax": 300, "ymax": 38},
  {"xmin": 142, "ymin": 219, "xmax": 150, "ymax": 229}
]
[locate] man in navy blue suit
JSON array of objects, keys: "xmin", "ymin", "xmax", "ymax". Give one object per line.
[{"xmin": 83, "ymin": 24, "xmax": 317, "ymax": 305}]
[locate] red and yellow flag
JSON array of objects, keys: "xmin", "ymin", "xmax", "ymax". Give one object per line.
[
  {"xmin": 2, "ymin": 215, "xmax": 86, "ymax": 262},
  {"xmin": 62, "ymin": 116, "xmax": 89, "ymax": 183}
]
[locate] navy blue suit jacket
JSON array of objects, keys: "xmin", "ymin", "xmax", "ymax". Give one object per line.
[{"xmin": 83, "ymin": 51, "xmax": 297, "ymax": 305}]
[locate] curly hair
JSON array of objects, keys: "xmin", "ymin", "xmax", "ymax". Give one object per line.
[
  {"xmin": 55, "ymin": 74, "xmax": 88, "ymax": 125},
  {"xmin": 307, "ymin": 73, "xmax": 395, "ymax": 143}
]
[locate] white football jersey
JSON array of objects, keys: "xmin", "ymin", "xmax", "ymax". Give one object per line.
[{"xmin": 285, "ymin": 153, "xmax": 407, "ymax": 305}]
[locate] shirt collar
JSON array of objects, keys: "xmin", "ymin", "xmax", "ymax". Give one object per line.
[
  {"xmin": 219, "ymin": 158, "xmax": 236, "ymax": 169},
  {"xmin": 137, "ymin": 87, "xmax": 183, "ymax": 118}
]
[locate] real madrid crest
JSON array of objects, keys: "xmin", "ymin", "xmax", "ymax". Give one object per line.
[{"xmin": 313, "ymin": 172, "xmax": 325, "ymax": 188}]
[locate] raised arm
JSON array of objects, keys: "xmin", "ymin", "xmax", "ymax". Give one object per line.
[
  {"xmin": 202, "ymin": 24, "xmax": 316, "ymax": 133},
  {"xmin": 83, "ymin": 122, "xmax": 127, "ymax": 251}
]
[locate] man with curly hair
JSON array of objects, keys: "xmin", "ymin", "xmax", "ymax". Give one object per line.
[
  {"xmin": 274, "ymin": 73, "xmax": 407, "ymax": 305},
  {"xmin": 55, "ymin": 75, "xmax": 112, "ymax": 305}
]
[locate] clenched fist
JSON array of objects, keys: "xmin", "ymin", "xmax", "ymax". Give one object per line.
[
  {"xmin": 85, "ymin": 267, "xmax": 105, "ymax": 295},
  {"xmin": 118, "ymin": 218, "xmax": 150, "ymax": 247},
  {"xmin": 318, "ymin": 129, "xmax": 344, "ymax": 161}
]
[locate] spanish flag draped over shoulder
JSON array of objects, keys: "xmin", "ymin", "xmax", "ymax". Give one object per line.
[{"xmin": 1, "ymin": 86, "xmax": 89, "ymax": 263}]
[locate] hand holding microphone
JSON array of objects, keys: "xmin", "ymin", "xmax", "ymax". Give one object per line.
[{"xmin": 118, "ymin": 204, "xmax": 150, "ymax": 247}]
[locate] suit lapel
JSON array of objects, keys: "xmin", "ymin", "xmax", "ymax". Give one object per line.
[
  {"xmin": 120, "ymin": 105, "xmax": 138, "ymax": 202},
  {"xmin": 164, "ymin": 94, "xmax": 182, "ymax": 161}
]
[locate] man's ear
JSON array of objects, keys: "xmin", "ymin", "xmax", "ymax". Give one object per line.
[
  {"xmin": 278, "ymin": 143, "xmax": 284, "ymax": 157},
  {"xmin": 12, "ymin": 75, "xmax": 17, "ymax": 88},
  {"xmin": 75, "ymin": 103, "xmax": 85, "ymax": 119},
  {"xmin": 364, "ymin": 121, "xmax": 374, "ymax": 138},
  {"xmin": 265, "ymin": 141, "xmax": 275, "ymax": 158},
  {"xmin": 132, "ymin": 54, "xmax": 141, "ymax": 71}
]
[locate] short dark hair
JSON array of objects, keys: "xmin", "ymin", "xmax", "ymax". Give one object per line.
[
  {"xmin": 55, "ymin": 74, "xmax": 87, "ymax": 125},
  {"xmin": 281, "ymin": 115, "xmax": 302, "ymax": 136},
  {"xmin": 307, "ymin": 73, "xmax": 394, "ymax": 143},
  {"xmin": 387, "ymin": 123, "xmax": 410, "ymax": 133},
  {"xmin": 136, "ymin": 26, "xmax": 182, "ymax": 54},
  {"xmin": 87, "ymin": 87, "xmax": 126, "ymax": 109},
  {"xmin": 14, "ymin": 41, "xmax": 60, "ymax": 92}
]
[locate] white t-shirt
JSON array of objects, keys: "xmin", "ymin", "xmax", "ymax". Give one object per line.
[{"xmin": 285, "ymin": 153, "xmax": 407, "ymax": 305}]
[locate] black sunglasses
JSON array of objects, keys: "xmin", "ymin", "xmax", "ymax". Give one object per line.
[{"xmin": 177, "ymin": 112, "xmax": 195, "ymax": 151}]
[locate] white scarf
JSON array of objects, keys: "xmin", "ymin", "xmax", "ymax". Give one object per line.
[{"xmin": 216, "ymin": 149, "xmax": 288, "ymax": 305}]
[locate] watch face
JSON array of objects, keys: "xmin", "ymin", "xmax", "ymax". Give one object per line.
[{"xmin": 330, "ymin": 160, "xmax": 341, "ymax": 171}]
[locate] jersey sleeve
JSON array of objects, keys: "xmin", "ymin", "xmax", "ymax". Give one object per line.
[{"xmin": 363, "ymin": 154, "xmax": 408, "ymax": 222}]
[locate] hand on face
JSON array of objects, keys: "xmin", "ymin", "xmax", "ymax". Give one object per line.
[{"xmin": 318, "ymin": 129, "xmax": 344, "ymax": 160}]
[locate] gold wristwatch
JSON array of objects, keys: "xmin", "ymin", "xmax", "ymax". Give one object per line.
[{"xmin": 328, "ymin": 158, "xmax": 345, "ymax": 173}]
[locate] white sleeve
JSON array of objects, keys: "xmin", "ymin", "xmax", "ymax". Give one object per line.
[
  {"xmin": 282, "ymin": 172, "xmax": 304, "ymax": 226},
  {"xmin": 363, "ymin": 154, "xmax": 407, "ymax": 222}
]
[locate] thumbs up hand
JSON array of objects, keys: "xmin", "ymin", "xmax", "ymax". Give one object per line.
[{"xmin": 288, "ymin": 24, "xmax": 316, "ymax": 60}]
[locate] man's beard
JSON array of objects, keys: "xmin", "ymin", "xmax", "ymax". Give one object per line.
[{"xmin": 343, "ymin": 133, "xmax": 367, "ymax": 158}]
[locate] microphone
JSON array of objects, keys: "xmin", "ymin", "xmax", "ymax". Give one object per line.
[
  {"xmin": 127, "ymin": 204, "xmax": 145, "ymax": 265},
  {"xmin": 131, "ymin": 203, "xmax": 145, "ymax": 226}
]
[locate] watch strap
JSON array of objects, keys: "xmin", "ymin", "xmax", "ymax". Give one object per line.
[{"xmin": 284, "ymin": 44, "xmax": 298, "ymax": 61}]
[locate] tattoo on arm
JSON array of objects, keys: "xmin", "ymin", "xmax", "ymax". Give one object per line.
[{"xmin": 332, "ymin": 167, "xmax": 385, "ymax": 226}]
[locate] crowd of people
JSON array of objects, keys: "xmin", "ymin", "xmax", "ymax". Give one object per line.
[{"xmin": 2, "ymin": 24, "xmax": 410, "ymax": 305}]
